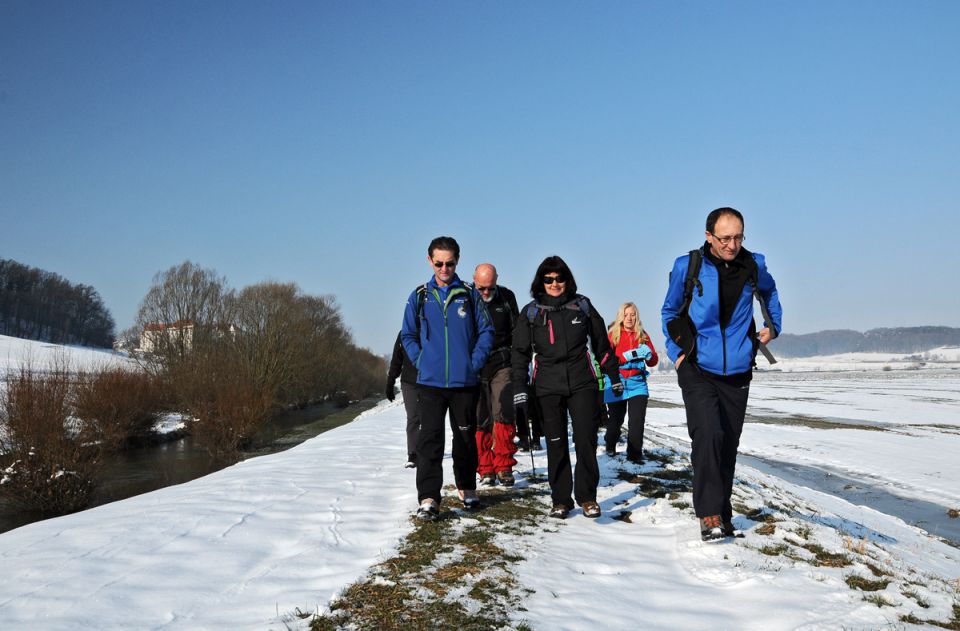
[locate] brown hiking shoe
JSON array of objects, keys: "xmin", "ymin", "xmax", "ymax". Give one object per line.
[
  {"xmin": 497, "ymin": 470, "xmax": 515, "ymax": 487},
  {"xmin": 700, "ymin": 515, "xmax": 723, "ymax": 541},
  {"xmin": 582, "ymin": 501, "xmax": 601, "ymax": 519}
]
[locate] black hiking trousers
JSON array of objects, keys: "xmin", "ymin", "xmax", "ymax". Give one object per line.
[
  {"xmin": 400, "ymin": 382, "xmax": 421, "ymax": 462},
  {"xmin": 539, "ymin": 388, "xmax": 600, "ymax": 508},
  {"xmin": 416, "ymin": 385, "xmax": 479, "ymax": 504},
  {"xmin": 677, "ymin": 360, "xmax": 751, "ymax": 521},
  {"xmin": 604, "ymin": 395, "xmax": 649, "ymax": 459}
]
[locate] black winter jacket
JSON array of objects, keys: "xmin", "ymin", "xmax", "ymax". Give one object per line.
[
  {"xmin": 387, "ymin": 332, "xmax": 418, "ymax": 385},
  {"xmin": 511, "ymin": 292, "xmax": 620, "ymax": 397},
  {"xmin": 472, "ymin": 285, "xmax": 520, "ymax": 379}
]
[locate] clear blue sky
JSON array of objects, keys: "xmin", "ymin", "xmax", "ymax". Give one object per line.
[{"xmin": 3, "ymin": 1, "xmax": 958, "ymax": 355}]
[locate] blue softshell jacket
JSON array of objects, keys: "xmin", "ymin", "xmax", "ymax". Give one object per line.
[
  {"xmin": 401, "ymin": 274, "xmax": 495, "ymax": 388},
  {"xmin": 661, "ymin": 248, "xmax": 782, "ymax": 376}
]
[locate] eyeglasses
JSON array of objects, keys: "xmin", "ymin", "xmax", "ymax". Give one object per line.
[
  {"xmin": 433, "ymin": 260, "xmax": 457, "ymax": 269},
  {"xmin": 710, "ymin": 233, "xmax": 745, "ymax": 246},
  {"xmin": 475, "ymin": 285, "xmax": 496, "ymax": 293},
  {"xmin": 542, "ymin": 275, "xmax": 566, "ymax": 285}
]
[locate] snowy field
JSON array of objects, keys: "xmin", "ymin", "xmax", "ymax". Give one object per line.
[
  {"xmin": 1, "ymin": 341, "xmax": 959, "ymax": 629},
  {"xmin": 0, "ymin": 334, "xmax": 132, "ymax": 376},
  {"xmin": 648, "ymin": 350, "xmax": 960, "ymax": 512}
]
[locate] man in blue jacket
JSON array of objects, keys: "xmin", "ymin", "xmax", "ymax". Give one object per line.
[
  {"xmin": 401, "ymin": 236, "xmax": 495, "ymax": 521},
  {"xmin": 661, "ymin": 208, "xmax": 782, "ymax": 541}
]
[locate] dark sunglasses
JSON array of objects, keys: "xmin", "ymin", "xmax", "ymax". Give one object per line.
[
  {"xmin": 433, "ymin": 260, "xmax": 457, "ymax": 269},
  {"xmin": 475, "ymin": 285, "xmax": 496, "ymax": 293},
  {"xmin": 542, "ymin": 275, "xmax": 566, "ymax": 285}
]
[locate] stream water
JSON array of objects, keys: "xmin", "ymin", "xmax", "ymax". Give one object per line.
[{"xmin": 0, "ymin": 398, "xmax": 379, "ymax": 534}]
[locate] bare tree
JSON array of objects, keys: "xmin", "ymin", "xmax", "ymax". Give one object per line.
[{"xmin": 134, "ymin": 261, "xmax": 232, "ymax": 364}]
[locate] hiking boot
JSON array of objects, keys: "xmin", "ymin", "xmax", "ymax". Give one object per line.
[
  {"xmin": 497, "ymin": 470, "xmax": 515, "ymax": 487},
  {"xmin": 459, "ymin": 489, "xmax": 481, "ymax": 511},
  {"xmin": 416, "ymin": 499, "xmax": 439, "ymax": 522},
  {"xmin": 479, "ymin": 474, "xmax": 496, "ymax": 487},
  {"xmin": 549, "ymin": 504, "xmax": 571, "ymax": 519},
  {"xmin": 605, "ymin": 447, "xmax": 617, "ymax": 457},
  {"xmin": 700, "ymin": 515, "xmax": 724, "ymax": 541},
  {"xmin": 626, "ymin": 454, "xmax": 644, "ymax": 465},
  {"xmin": 582, "ymin": 501, "xmax": 602, "ymax": 519},
  {"xmin": 516, "ymin": 439, "xmax": 530, "ymax": 453},
  {"xmin": 723, "ymin": 521, "xmax": 743, "ymax": 538}
]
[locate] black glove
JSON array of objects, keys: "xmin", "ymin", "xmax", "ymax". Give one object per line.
[
  {"xmin": 611, "ymin": 381, "xmax": 625, "ymax": 397},
  {"xmin": 385, "ymin": 379, "xmax": 396, "ymax": 402},
  {"xmin": 513, "ymin": 391, "xmax": 528, "ymax": 418}
]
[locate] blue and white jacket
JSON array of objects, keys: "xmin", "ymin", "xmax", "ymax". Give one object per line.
[
  {"xmin": 661, "ymin": 248, "xmax": 782, "ymax": 376},
  {"xmin": 401, "ymin": 275, "xmax": 495, "ymax": 388}
]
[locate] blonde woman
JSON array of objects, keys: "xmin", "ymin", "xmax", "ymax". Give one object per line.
[{"xmin": 603, "ymin": 302, "xmax": 659, "ymax": 462}]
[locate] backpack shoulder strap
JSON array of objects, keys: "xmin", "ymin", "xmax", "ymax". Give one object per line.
[
  {"xmin": 746, "ymin": 254, "xmax": 778, "ymax": 363},
  {"xmin": 679, "ymin": 249, "xmax": 703, "ymax": 315}
]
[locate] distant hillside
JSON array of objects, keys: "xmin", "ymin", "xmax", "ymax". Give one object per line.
[
  {"xmin": 775, "ymin": 326, "xmax": 960, "ymax": 357},
  {"xmin": 0, "ymin": 258, "xmax": 115, "ymax": 348}
]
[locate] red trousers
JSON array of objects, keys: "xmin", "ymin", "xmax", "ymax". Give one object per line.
[{"xmin": 476, "ymin": 422, "xmax": 517, "ymax": 475}]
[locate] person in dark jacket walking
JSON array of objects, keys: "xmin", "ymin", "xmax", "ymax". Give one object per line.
[
  {"xmin": 511, "ymin": 256, "xmax": 622, "ymax": 520},
  {"xmin": 661, "ymin": 207, "xmax": 782, "ymax": 541},
  {"xmin": 471, "ymin": 263, "xmax": 521, "ymax": 487},
  {"xmin": 602, "ymin": 302, "xmax": 659, "ymax": 462},
  {"xmin": 401, "ymin": 236, "xmax": 495, "ymax": 521},
  {"xmin": 386, "ymin": 331, "xmax": 419, "ymax": 468}
]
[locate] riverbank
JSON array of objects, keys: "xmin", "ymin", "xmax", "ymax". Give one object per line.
[{"xmin": 0, "ymin": 398, "xmax": 378, "ymax": 534}]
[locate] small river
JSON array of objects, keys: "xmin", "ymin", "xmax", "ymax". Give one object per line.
[{"xmin": 0, "ymin": 398, "xmax": 379, "ymax": 534}]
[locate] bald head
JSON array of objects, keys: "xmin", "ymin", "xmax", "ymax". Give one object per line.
[{"xmin": 473, "ymin": 264, "xmax": 498, "ymax": 302}]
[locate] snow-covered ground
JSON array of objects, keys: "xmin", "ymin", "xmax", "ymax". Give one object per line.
[
  {"xmin": 2, "ymin": 358, "xmax": 959, "ymax": 630},
  {"xmin": 648, "ymin": 366, "xmax": 960, "ymax": 512},
  {"xmin": 0, "ymin": 334, "xmax": 133, "ymax": 375}
]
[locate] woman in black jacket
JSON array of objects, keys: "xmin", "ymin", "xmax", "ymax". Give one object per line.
[{"xmin": 511, "ymin": 256, "xmax": 622, "ymax": 519}]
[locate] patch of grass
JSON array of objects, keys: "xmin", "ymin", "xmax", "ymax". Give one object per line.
[
  {"xmin": 755, "ymin": 523, "xmax": 776, "ymax": 536},
  {"xmin": 647, "ymin": 399, "xmax": 683, "ymax": 409},
  {"xmin": 844, "ymin": 574, "xmax": 890, "ymax": 592},
  {"xmin": 948, "ymin": 508, "xmax": 959, "ymax": 519},
  {"xmin": 801, "ymin": 543, "xmax": 851, "ymax": 568},
  {"xmin": 671, "ymin": 501, "xmax": 691, "ymax": 511},
  {"xmin": 745, "ymin": 507, "xmax": 780, "ymax": 524},
  {"xmin": 650, "ymin": 467, "xmax": 693, "ymax": 481},
  {"xmin": 794, "ymin": 524, "xmax": 813, "ymax": 540},
  {"xmin": 760, "ymin": 543, "xmax": 791, "ymax": 556},
  {"xmin": 863, "ymin": 593, "xmax": 891, "ymax": 608},
  {"xmin": 746, "ymin": 412, "xmax": 887, "ymax": 431},
  {"xmin": 901, "ymin": 589, "xmax": 930, "ymax": 608},
  {"xmin": 898, "ymin": 603, "xmax": 960, "ymax": 630},
  {"xmin": 864, "ymin": 561, "xmax": 892, "ymax": 577},
  {"xmin": 843, "ymin": 535, "xmax": 868, "ymax": 555},
  {"xmin": 310, "ymin": 488, "xmax": 546, "ymax": 630}
]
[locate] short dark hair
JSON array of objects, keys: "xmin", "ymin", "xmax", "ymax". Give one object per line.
[
  {"xmin": 530, "ymin": 255, "xmax": 577, "ymax": 298},
  {"xmin": 706, "ymin": 207, "xmax": 744, "ymax": 233},
  {"xmin": 427, "ymin": 236, "xmax": 460, "ymax": 260}
]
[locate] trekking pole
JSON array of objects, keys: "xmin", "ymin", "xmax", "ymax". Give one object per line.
[{"xmin": 524, "ymin": 408, "xmax": 535, "ymax": 476}]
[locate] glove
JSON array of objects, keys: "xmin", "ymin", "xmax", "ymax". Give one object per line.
[
  {"xmin": 513, "ymin": 391, "xmax": 528, "ymax": 418},
  {"xmin": 385, "ymin": 379, "xmax": 396, "ymax": 402},
  {"xmin": 623, "ymin": 344, "xmax": 653, "ymax": 362},
  {"xmin": 611, "ymin": 381, "xmax": 625, "ymax": 397}
]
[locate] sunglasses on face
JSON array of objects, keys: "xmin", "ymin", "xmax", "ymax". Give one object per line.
[
  {"xmin": 475, "ymin": 285, "xmax": 496, "ymax": 293},
  {"xmin": 542, "ymin": 275, "xmax": 566, "ymax": 285},
  {"xmin": 433, "ymin": 260, "xmax": 457, "ymax": 269}
]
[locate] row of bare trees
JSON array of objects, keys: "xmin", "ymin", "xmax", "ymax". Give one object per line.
[
  {"xmin": 128, "ymin": 261, "xmax": 385, "ymax": 459},
  {"xmin": 0, "ymin": 258, "xmax": 115, "ymax": 347},
  {"xmin": 1, "ymin": 261, "xmax": 385, "ymax": 515}
]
